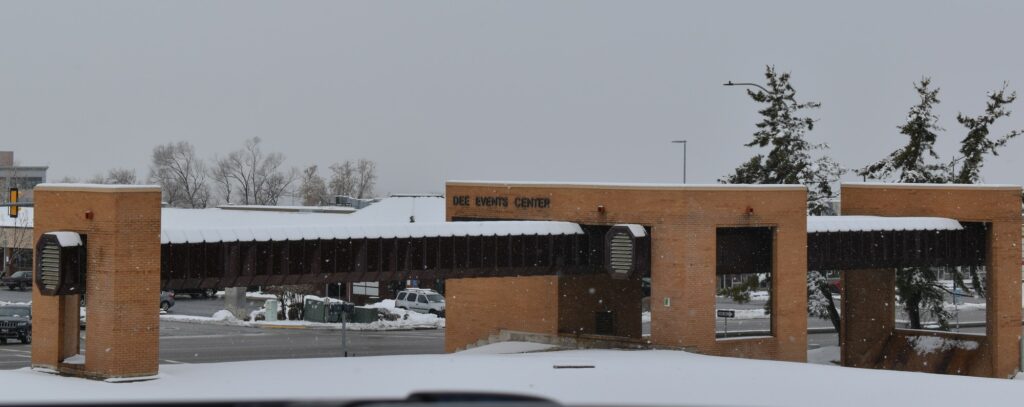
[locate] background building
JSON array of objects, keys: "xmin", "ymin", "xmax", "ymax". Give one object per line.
[{"xmin": 0, "ymin": 151, "xmax": 47, "ymax": 202}]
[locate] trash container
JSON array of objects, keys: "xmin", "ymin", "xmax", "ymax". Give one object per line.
[
  {"xmin": 325, "ymin": 302, "xmax": 346, "ymax": 323},
  {"xmin": 349, "ymin": 306, "xmax": 378, "ymax": 323},
  {"xmin": 265, "ymin": 299, "xmax": 279, "ymax": 322},
  {"xmin": 303, "ymin": 297, "xmax": 326, "ymax": 322}
]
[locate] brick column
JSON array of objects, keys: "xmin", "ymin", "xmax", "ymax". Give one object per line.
[
  {"xmin": 840, "ymin": 269, "xmax": 896, "ymax": 368},
  {"xmin": 30, "ymin": 184, "xmax": 161, "ymax": 379}
]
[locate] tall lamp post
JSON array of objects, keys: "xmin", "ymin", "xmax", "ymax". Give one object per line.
[
  {"xmin": 671, "ymin": 140, "xmax": 687, "ymax": 183},
  {"xmin": 723, "ymin": 80, "xmax": 770, "ymax": 93}
]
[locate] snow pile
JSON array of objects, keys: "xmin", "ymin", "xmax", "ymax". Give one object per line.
[
  {"xmin": 213, "ymin": 291, "xmax": 278, "ymax": 300},
  {"xmin": 732, "ymin": 308, "xmax": 768, "ymax": 319},
  {"xmin": 806, "ymin": 346, "xmax": 840, "ymax": 365},
  {"xmin": 3, "ymin": 349, "xmax": 1024, "ymax": 405},
  {"xmin": 363, "ymin": 299, "xmax": 397, "ymax": 309},
  {"xmin": 910, "ymin": 336, "xmax": 980, "ymax": 355},
  {"xmin": 160, "ymin": 311, "xmax": 248, "ymax": 326},
  {"xmin": 748, "ymin": 290, "xmax": 770, "ymax": 301},
  {"xmin": 210, "ymin": 310, "xmax": 239, "ymax": 322}
]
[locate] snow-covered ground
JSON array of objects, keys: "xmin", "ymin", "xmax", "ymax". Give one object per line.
[
  {"xmin": 159, "ymin": 299, "xmax": 444, "ymax": 331},
  {"xmin": 1, "ymin": 345, "xmax": 1022, "ymax": 406},
  {"xmin": 212, "ymin": 290, "xmax": 278, "ymax": 300}
]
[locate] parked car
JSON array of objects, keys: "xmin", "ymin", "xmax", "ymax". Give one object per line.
[
  {"xmin": 160, "ymin": 290, "xmax": 176, "ymax": 311},
  {"xmin": 80, "ymin": 290, "xmax": 175, "ymax": 312},
  {"xmin": 0, "ymin": 305, "xmax": 31, "ymax": 344},
  {"xmin": 172, "ymin": 288, "xmax": 219, "ymax": 299},
  {"xmin": 2, "ymin": 271, "xmax": 32, "ymax": 291},
  {"xmin": 395, "ymin": 288, "xmax": 445, "ymax": 316}
]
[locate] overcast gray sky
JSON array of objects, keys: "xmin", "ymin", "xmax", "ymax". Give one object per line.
[{"xmin": 3, "ymin": 1, "xmax": 1024, "ymax": 195}]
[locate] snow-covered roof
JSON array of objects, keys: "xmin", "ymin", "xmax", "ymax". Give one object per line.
[
  {"xmin": 348, "ymin": 195, "xmax": 446, "ymax": 223},
  {"xmin": 0, "ymin": 207, "xmax": 33, "ymax": 228},
  {"xmin": 807, "ymin": 216, "xmax": 963, "ymax": 233},
  {"xmin": 842, "ymin": 182, "xmax": 1021, "ymax": 190},
  {"xmin": 448, "ymin": 180, "xmax": 805, "ymax": 191},
  {"xmin": 160, "ymin": 220, "xmax": 584, "ymax": 244},
  {"xmin": 218, "ymin": 205, "xmax": 357, "ymax": 214}
]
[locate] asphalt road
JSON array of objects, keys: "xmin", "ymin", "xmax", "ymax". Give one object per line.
[{"xmin": 0, "ymin": 321, "xmax": 445, "ymax": 370}]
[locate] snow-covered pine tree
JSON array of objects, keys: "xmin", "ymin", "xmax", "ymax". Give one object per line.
[
  {"xmin": 720, "ymin": 66, "xmax": 844, "ymax": 214},
  {"xmin": 858, "ymin": 78, "xmax": 947, "ymax": 183},
  {"xmin": 948, "ymin": 82, "xmax": 1024, "ymax": 296},
  {"xmin": 721, "ymin": 66, "xmax": 844, "ymax": 333},
  {"xmin": 954, "ymin": 82, "xmax": 1023, "ymax": 184}
]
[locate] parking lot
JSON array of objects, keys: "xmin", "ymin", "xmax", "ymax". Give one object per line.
[{"xmin": 0, "ymin": 289, "xmax": 445, "ymax": 370}]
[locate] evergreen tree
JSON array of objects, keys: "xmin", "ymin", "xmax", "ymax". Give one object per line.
[
  {"xmin": 721, "ymin": 66, "xmax": 844, "ymax": 333},
  {"xmin": 859, "ymin": 78, "xmax": 948, "ymax": 183},
  {"xmin": 857, "ymin": 78, "xmax": 952, "ymax": 329},
  {"xmin": 947, "ymin": 83, "xmax": 1023, "ymax": 296},
  {"xmin": 953, "ymin": 82, "xmax": 1023, "ymax": 184},
  {"xmin": 721, "ymin": 66, "xmax": 844, "ymax": 215},
  {"xmin": 858, "ymin": 79, "xmax": 1023, "ymax": 329}
]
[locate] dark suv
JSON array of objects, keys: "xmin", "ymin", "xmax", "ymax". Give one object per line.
[
  {"xmin": 2, "ymin": 271, "xmax": 32, "ymax": 291},
  {"xmin": 0, "ymin": 305, "xmax": 31, "ymax": 344}
]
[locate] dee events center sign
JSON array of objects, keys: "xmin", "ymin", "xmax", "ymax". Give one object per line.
[{"xmin": 451, "ymin": 195, "xmax": 551, "ymax": 209}]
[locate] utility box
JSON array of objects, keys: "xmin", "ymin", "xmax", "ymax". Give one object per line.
[{"xmin": 264, "ymin": 299, "xmax": 279, "ymax": 322}]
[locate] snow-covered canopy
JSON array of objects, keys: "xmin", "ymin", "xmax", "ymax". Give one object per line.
[
  {"xmin": 161, "ymin": 221, "xmax": 583, "ymax": 244},
  {"xmin": 807, "ymin": 216, "xmax": 963, "ymax": 233},
  {"xmin": 161, "ymin": 195, "xmax": 581, "ymax": 244}
]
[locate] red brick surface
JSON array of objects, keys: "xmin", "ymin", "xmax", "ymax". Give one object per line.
[
  {"xmin": 841, "ymin": 184, "xmax": 1022, "ymax": 378},
  {"xmin": 444, "ymin": 182, "xmax": 808, "ymax": 361},
  {"xmin": 30, "ymin": 185, "xmax": 162, "ymax": 379}
]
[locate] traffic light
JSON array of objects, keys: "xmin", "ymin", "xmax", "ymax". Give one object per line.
[{"xmin": 7, "ymin": 188, "xmax": 17, "ymax": 219}]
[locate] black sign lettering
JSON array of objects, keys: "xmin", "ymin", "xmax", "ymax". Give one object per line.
[
  {"xmin": 474, "ymin": 196, "xmax": 509, "ymax": 207},
  {"xmin": 452, "ymin": 196, "xmax": 470, "ymax": 206},
  {"xmin": 514, "ymin": 197, "xmax": 550, "ymax": 209}
]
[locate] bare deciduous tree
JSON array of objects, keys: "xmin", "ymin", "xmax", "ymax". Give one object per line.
[
  {"xmin": 105, "ymin": 168, "xmax": 138, "ymax": 185},
  {"xmin": 212, "ymin": 137, "xmax": 298, "ymax": 205},
  {"xmin": 328, "ymin": 159, "xmax": 377, "ymax": 199},
  {"xmin": 354, "ymin": 159, "xmax": 377, "ymax": 199},
  {"xmin": 149, "ymin": 142, "xmax": 210, "ymax": 208},
  {"xmin": 298, "ymin": 165, "xmax": 329, "ymax": 206},
  {"xmin": 328, "ymin": 161, "xmax": 355, "ymax": 197}
]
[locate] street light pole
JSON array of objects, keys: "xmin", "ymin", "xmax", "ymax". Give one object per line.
[
  {"xmin": 723, "ymin": 81, "xmax": 770, "ymax": 93},
  {"xmin": 671, "ymin": 140, "xmax": 687, "ymax": 183}
]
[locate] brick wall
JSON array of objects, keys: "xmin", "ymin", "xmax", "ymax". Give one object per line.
[
  {"xmin": 841, "ymin": 183, "xmax": 1022, "ymax": 378},
  {"xmin": 445, "ymin": 275, "xmax": 559, "ymax": 352},
  {"xmin": 445, "ymin": 182, "xmax": 808, "ymax": 361},
  {"xmin": 30, "ymin": 185, "xmax": 161, "ymax": 379},
  {"xmin": 558, "ymin": 274, "xmax": 642, "ymax": 339}
]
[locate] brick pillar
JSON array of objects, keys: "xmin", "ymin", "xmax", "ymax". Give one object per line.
[
  {"xmin": 985, "ymin": 220, "xmax": 1022, "ymax": 378},
  {"xmin": 840, "ymin": 269, "xmax": 896, "ymax": 368},
  {"xmin": 30, "ymin": 184, "xmax": 161, "ymax": 379}
]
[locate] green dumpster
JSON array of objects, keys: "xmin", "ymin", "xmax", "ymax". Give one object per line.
[
  {"xmin": 303, "ymin": 297, "xmax": 327, "ymax": 322},
  {"xmin": 349, "ymin": 306, "xmax": 378, "ymax": 323}
]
